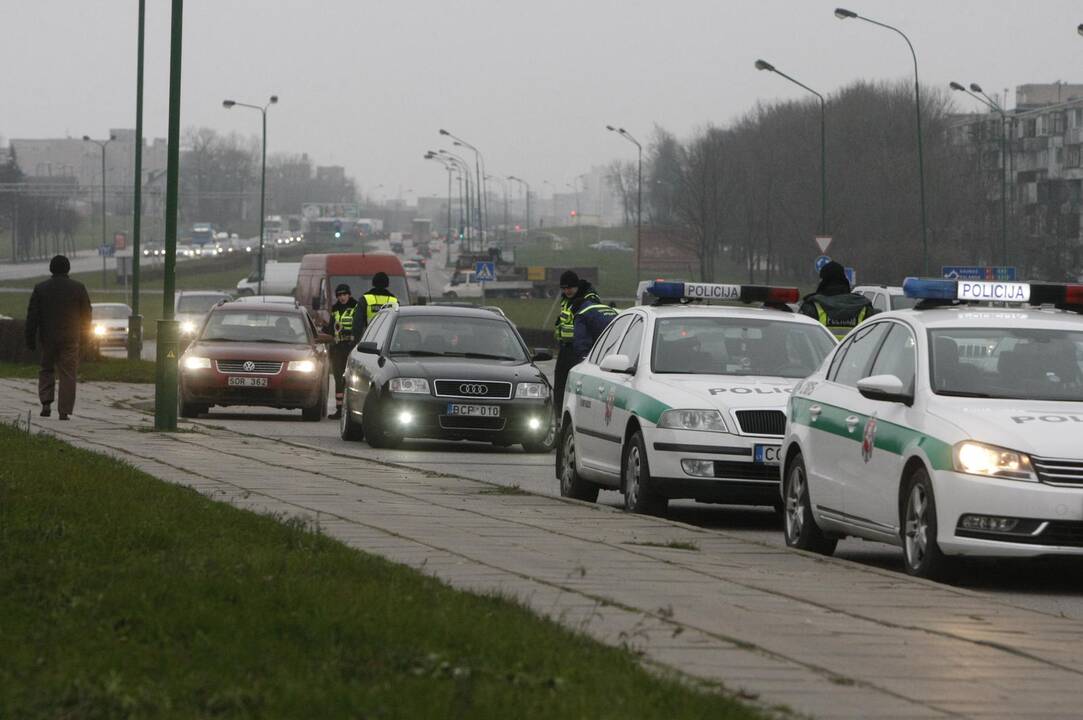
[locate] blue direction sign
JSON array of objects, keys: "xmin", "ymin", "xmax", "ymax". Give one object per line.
[
  {"xmin": 814, "ymin": 255, "xmax": 831, "ymax": 273},
  {"xmin": 845, "ymin": 267, "xmax": 856, "ymax": 286},
  {"xmin": 474, "ymin": 261, "xmax": 497, "ymax": 283},
  {"xmin": 942, "ymin": 266, "xmax": 1017, "ymax": 281}
]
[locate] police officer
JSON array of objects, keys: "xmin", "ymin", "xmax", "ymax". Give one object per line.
[
  {"xmin": 572, "ymin": 292, "xmax": 618, "ymax": 363},
  {"xmin": 327, "ymin": 283, "xmax": 360, "ymax": 419},
  {"xmin": 360, "ymin": 271, "xmax": 399, "ymax": 330},
  {"xmin": 799, "ymin": 261, "xmax": 877, "ymax": 338},
  {"xmin": 553, "ymin": 270, "xmax": 602, "ymax": 422}
]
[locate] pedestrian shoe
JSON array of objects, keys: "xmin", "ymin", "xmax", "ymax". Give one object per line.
[
  {"xmin": 328, "ymin": 409, "xmax": 342, "ymax": 420},
  {"xmin": 59, "ymin": 413, "xmax": 69, "ymax": 421},
  {"xmin": 40, "ymin": 404, "xmax": 51, "ymax": 417}
]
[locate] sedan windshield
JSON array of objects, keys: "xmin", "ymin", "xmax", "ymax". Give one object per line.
[
  {"xmin": 201, "ymin": 311, "xmax": 309, "ymax": 344},
  {"xmin": 930, "ymin": 328, "xmax": 1083, "ymax": 401},
  {"xmin": 177, "ymin": 294, "xmax": 229, "ymax": 314},
  {"xmin": 92, "ymin": 305, "xmax": 130, "ymax": 320},
  {"xmin": 388, "ymin": 315, "xmax": 527, "ymax": 362},
  {"xmin": 652, "ymin": 316, "xmax": 835, "ymax": 377}
]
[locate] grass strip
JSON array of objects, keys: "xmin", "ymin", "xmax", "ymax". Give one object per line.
[
  {"xmin": 0, "ymin": 358, "xmax": 156, "ymax": 383},
  {"xmin": 0, "ymin": 425, "xmax": 764, "ymax": 719}
]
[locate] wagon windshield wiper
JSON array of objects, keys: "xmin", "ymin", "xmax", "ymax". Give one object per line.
[
  {"xmin": 390, "ymin": 350, "xmax": 445, "ymax": 356},
  {"xmin": 446, "ymin": 351, "xmax": 520, "ymax": 361},
  {"xmin": 935, "ymin": 390, "xmax": 992, "ymax": 398}
]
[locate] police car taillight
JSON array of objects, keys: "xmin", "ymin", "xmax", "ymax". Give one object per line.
[
  {"xmin": 903, "ymin": 277, "xmax": 1083, "ymax": 307},
  {"xmin": 645, "ymin": 281, "xmax": 799, "ymax": 305}
]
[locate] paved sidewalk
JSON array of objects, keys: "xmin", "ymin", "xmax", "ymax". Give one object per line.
[{"xmin": 7, "ymin": 379, "xmax": 1083, "ymax": 719}]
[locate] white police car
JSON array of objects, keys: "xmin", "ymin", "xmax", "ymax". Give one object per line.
[
  {"xmin": 557, "ymin": 281, "xmax": 837, "ymax": 515},
  {"xmin": 783, "ymin": 277, "xmax": 1083, "ymax": 579}
]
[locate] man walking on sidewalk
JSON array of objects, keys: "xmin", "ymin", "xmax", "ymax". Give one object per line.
[{"xmin": 25, "ymin": 255, "xmax": 91, "ymax": 420}]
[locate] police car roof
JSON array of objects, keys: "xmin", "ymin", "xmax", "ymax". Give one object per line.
[
  {"xmin": 875, "ymin": 305, "xmax": 1083, "ymax": 329},
  {"xmin": 638, "ymin": 303, "xmax": 825, "ymax": 326}
]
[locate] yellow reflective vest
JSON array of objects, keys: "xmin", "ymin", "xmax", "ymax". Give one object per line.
[{"xmin": 362, "ymin": 293, "xmax": 398, "ymax": 323}]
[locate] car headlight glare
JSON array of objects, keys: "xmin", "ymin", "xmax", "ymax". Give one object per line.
[
  {"xmin": 184, "ymin": 356, "xmax": 211, "ymax": 370},
  {"xmin": 93, "ymin": 324, "xmax": 106, "ymax": 336},
  {"xmin": 287, "ymin": 359, "xmax": 316, "ymax": 373},
  {"xmin": 180, "ymin": 321, "xmax": 196, "ymax": 335},
  {"xmin": 389, "ymin": 377, "xmax": 430, "ymax": 394},
  {"xmin": 516, "ymin": 382, "xmax": 549, "ymax": 399},
  {"xmin": 658, "ymin": 409, "xmax": 728, "ymax": 433},
  {"xmin": 953, "ymin": 441, "xmax": 1036, "ymax": 481}
]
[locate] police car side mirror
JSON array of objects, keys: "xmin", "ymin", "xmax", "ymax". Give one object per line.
[
  {"xmin": 599, "ymin": 354, "xmax": 634, "ymax": 374},
  {"xmin": 857, "ymin": 374, "xmax": 912, "ymax": 405},
  {"xmin": 357, "ymin": 341, "xmax": 379, "ymax": 355},
  {"xmin": 532, "ymin": 348, "xmax": 553, "ymax": 362}
]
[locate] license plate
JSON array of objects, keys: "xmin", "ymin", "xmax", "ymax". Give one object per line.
[
  {"xmin": 754, "ymin": 444, "xmax": 781, "ymax": 465},
  {"xmin": 227, "ymin": 376, "xmax": 268, "ymax": 387},
  {"xmin": 446, "ymin": 403, "xmax": 500, "ymax": 417}
]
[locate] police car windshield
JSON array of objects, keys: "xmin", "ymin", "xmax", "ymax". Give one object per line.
[
  {"xmin": 177, "ymin": 295, "xmax": 228, "ymax": 314},
  {"xmin": 651, "ymin": 317, "xmax": 835, "ymax": 377},
  {"xmin": 331, "ymin": 275, "xmax": 409, "ymax": 304},
  {"xmin": 388, "ymin": 315, "xmax": 526, "ymax": 362},
  {"xmin": 201, "ymin": 311, "xmax": 309, "ymax": 344},
  {"xmin": 929, "ymin": 328, "xmax": 1083, "ymax": 402}
]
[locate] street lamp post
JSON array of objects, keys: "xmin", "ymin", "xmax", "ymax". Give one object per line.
[
  {"xmin": 950, "ymin": 81, "xmax": 1010, "ymax": 266},
  {"xmin": 425, "ymin": 154, "xmax": 455, "ymax": 244},
  {"xmin": 438, "ymin": 149, "xmax": 474, "ymax": 248},
  {"xmin": 835, "ymin": 7, "xmax": 928, "ymax": 275},
  {"xmin": 128, "ymin": 0, "xmax": 147, "ymax": 360},
  {"xmin": 82, "ymin": 134, "xmax": 116, "ymax": 289},
  {"xmin": 487, "ymin": 175, "xmax": 509, "ymax": 247},
  {"xmin": 507, "ymin": 176, "xmax": 531, "ymax": 238},
  {"xmin": 753, "ymin": 61, "xmax": 827, "ymax": 237},
  {"xmin": 606, "ymin": 125, "xmax": 644, "ymax": 281},
  {"xmin": 567, "ymin": 180, "xmax": 582, "ymax": 244},
  {"xmin": 223, "ymin": 95, "xmax": 278, "ymax": 294},
  {"xmin": 440, "ymin": 130, "xmax": 485, "ymax": 249}
]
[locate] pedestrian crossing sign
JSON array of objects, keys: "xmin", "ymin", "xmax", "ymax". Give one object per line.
[{"xmin": 474, "ymin": 261, "xmax": 496, "ymax": 283}]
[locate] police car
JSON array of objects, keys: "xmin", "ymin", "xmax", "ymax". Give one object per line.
[
  {"xmin": 556, "ymin": 281, "xmax": 837, "ymax": 515},
  {"xmin": 783, "ymin": 277, "xmax": 1083, "ymax": 579}
]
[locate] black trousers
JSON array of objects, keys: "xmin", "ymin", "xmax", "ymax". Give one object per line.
[
  {"xmin": 330, "ymin": 342, "xmax": 351, "ymax": 406},
  {"xmin": 553, "ymin": 343, "xmax": 577, "ymax": 422}
]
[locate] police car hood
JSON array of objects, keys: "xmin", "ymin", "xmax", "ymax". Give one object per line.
[
  {"xmin": 928, "ymin": 398, "xmax": 1083, "ymax": 458},
  {"xmin": 651, "ymin": 374, "xmax": 795, "ymax": 411}
]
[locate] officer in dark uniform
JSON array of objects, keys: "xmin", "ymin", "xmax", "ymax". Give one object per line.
[
  {"xmin": 327, "ymin": 283, "xmax": 359, "ymax": 419},
  {"xmin": 359, "ymin": 271, "xmax": 399, "ymax": 332},
  {"xmin": 572, "ymin": 295, "xmax": 618, "ymax": 363},
  {"xmin": 553, "ymin": 270, "xmax": 602, "ymax": 423},
  {"xmin": 799, "ymin": 261, "xmax": 877, "ymax": 339}
]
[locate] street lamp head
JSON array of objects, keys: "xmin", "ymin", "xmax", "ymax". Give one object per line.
[
  {"xmin": 222, "ymin": 100, "xmax": 235, "ymax": 109},
  {"xmin": 269, "ymin": 95, "xmax": 278, "ymax": 104},
  {"xmin": 834, "ymin": 7, "xmax": 857, "ymax": 19},
  {"xmin": 82, "ymin": 135, "xmax": 91, "ymax": 141},
  {"xmin": 605, "ymin": 124, "xmax": 616, "ymax": 131},
  {"xmin": 949, "ymin": 81, "xmax": 965, "ymax": 91},
  {"xmin": 453, "ymin": 141, "xmax": 464, "ymax": 147},
  {"xmin": 1078, "ymin": 23, "xmax": 1083, "ymax": 37},
  {"xmin": 109, "ymin": 135, "xmax": 116, "ymax": 141},
  {"xmin": 754, "ymin": 59, "xmax": 775, "ymax": 72},
  {"xmin": 439, "ymin": 128, "xmax": 450, "ymax": 136},
  {"xmin": 969, "ymin": 83, "xmax": 983, "ymax": 93}
]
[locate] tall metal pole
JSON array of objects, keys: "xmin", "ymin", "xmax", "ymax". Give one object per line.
[
  {"xmin": 100, "ymin": 144, "xmax": 107, "ymax": 288},
  {"xmin": 155, "ymin": 0, "xmax": 184, "ymax": 431},
  {"xmin": 128, "ymin": 0, "xmax": 146, "ymax": 360},
  {"xmin": 439, "ymin": 130, "xmax": 485, "ymax": 251},
  {"xmin": 223, "ymin": 96, "xmax": 277, "ymax": 293},
  {"xmin": 835, "ymin": 8, "xmax": 927, "ymax": 274},
  {"xmin": 952, "ymin": 82, "xmax": 1010, "ymax": 266},
  {"xmin": 508, "ymin": 176, "xmax": 531, "ymax": 238},
  {"xmin": 606, "ymin": 126, "xmax": 645, "ymax": 278}
]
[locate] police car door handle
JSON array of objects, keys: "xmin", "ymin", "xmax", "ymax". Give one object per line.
[
  {"xmin": 809, "ymin": 405, "xmax": 822, "ymax": 421},
  {"xmin": 845, "ymin": 415, "xmax": 860, "ymax": 432},
  {"xmin": 597, "ymin": 384, "xmax": 606, "ymax": 394},
  {"xmin": 574, "ymin": 381, "xmax": 582, "ymax": 394}
]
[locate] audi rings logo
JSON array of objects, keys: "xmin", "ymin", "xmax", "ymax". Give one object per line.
[
  {"xmin": 243, "ymin": 361, "xmax": 256, "ymax": 372},
  {"xmin": 458, "ymin": 383, "xmax": 489, "ymax": 396}
]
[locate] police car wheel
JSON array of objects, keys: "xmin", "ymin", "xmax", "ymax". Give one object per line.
[
  {"xmin": 339, "ymin": 390, "xmax": 364, "ymax": 441},
  {"xmin": 558, "ymin": 423, "xmax": 599, "ymax": 502},
  {"xmin": 901, "ymin": 468, "xmax": 956, "ymax": 581},
  {"xmin": 783, "ymin": 453, "xmax": 837, "ymax": 555},
  {"xmin": 623, "ymin": 431, "xmax": 667, "ymax": 516}
]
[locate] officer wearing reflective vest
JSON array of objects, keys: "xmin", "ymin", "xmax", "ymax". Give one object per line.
[
  {"xmin": 360, "ymin": 271, "xmax": 399, "ymax": 326},
  {"xmin": 572, "ymin": 295, "xmax": 618, "ymax": 363},
  {"xmin": 553, "ymin": 271, "xmax": 604, "ymax": 422},
  {"xmin": 328, "ymin": 283, "xmax": 360, "ymax": 419},
  {"xmin": 798, "ymin": 261, "xmax": 877, "ymax": 339}
]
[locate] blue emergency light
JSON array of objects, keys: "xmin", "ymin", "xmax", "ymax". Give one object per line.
[
  {"xmin": 645, "ymin": 280, "xmax": 800, "ymax": 304},
  {"xmin": 903, "ymin": 277, "xmax": 1083, "ymax": 306}
]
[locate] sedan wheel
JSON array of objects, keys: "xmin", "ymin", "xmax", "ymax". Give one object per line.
[
  {"xmin": 558, "ymin": 423, "xmax": 598, "ymax": 502},
  {"xmin": 339, "ymin": 389, "xmax": 364, "ymax": 441},
  {"xmin": 783, "ymin": 454, "xmax": 837, "ymax": 555},
  {"xmin": 901, "ymin": 468, "xmax": 955, "ymax": 580}
]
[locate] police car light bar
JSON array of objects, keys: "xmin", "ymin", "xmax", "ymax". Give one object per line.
[
  {"xmin": 903, "ymin": 277, "xmax": 1083, "ymax": 306},
  {"xmin": 646, "ymin": 281, "xmax": 799, "ymax": 304}
]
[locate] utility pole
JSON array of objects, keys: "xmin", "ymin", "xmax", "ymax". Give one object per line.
[
  {"xmin": 82, "ymin": 134, "xmax": 115, "ymax": 289},
  {"xmin": 129, "ymin": 0, "xmax": 146, "ymax": 360}
]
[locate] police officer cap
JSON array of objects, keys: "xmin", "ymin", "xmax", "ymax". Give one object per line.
[
  {"xmin": 559, "ymin": 270, "xmax": 580, "ymax": 288},
  {"xmin": 335, "ymin": 283, "xmax": 351, "ymax": 295},
  {"xmin": 372, "ymin": 271, "xmax": 390, "ymax": 289},
  {"xmin": 49, "ymin": 254, "xmax": 71, "ymax": 275}
]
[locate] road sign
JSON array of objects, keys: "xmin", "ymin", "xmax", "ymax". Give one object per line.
[
  {"xmin": 815, "ymin": 235, "xmax": 833, "ymax": 253},
  {"xmin": 814, "ymin": 255, "xmax": 832, "ymax": 273},
  {"xmin": 474, "ymin": 261, "xmax": 496, "ymax": 283},
  {"xmin": 845, "ymin": 267, "xmax": 856, "ymax": 286},
  {"xmin": 941, "ymin": 266, "xmax": 1017, "ymax": 281}
]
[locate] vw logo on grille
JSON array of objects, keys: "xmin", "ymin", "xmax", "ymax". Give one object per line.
[
  {"xmin": 243, "ymin": 361, "xmax": 256, "ymax": 372},
  {"xmin": 459, "ymin": 383, "xmax": 488, "ymax": 395}
]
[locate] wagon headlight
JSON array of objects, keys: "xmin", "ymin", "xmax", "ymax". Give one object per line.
[
  {"xmin": 287, "ymin": 359, "xmax": 316, "ymax": 373},
  {"xmin": 953, "ymin": 441, "xmax": 1036, "ymax": 482},
  {"xmin": 93, "ymin": 324, "xmax": 106, "ymax": 336},
  {"xmin": 389, "ymin": 377, "xmax": 430, "ymax": 394},
  {"xmin": 658, "ymin": 409, "xmax": 728, "ymax": 433},
  {"xmin": 516, "ymin": 382, "xmax": 549, "ymax": 399},
  {"xmin": 183, "ymin": 356, "xmax": 211, "ymax": 370},
  {"xmin": 180, "ymin": 321, "xmax": 196, "ymax": 335}
]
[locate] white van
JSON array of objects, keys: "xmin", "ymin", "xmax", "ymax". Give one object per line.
[{"xmin": 236, "ymin": 261, "xmax": 300, "ymax": 296}]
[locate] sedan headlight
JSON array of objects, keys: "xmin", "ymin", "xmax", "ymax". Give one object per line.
[
  {"xmin": 516, "ymin": 382, "xmax": 549, "ymax": 399},
  {"xmin": 180, "ymin": 321, "xmax": 196, "ymax": 335},
  {"xmin": 93, "ymin": 324, "xmax": 106, "ymax": 336},
  {"xmin": 183, "ymin": 356, "xmax": 211, "ymax": 370},
  {"xmin": 657, "ymin": 409, "xmax": 728, "ymax": 433},
  {"xmin": 389, "ymin": 377, "xmax": 430, "ymax": 394},
  {"xmin": 287, "ymin": 359, "xmax": 316, "ymax": 373},
  {"xmin": 953, "ymin": 441, "xmax": 1036, "ymax": 481}
]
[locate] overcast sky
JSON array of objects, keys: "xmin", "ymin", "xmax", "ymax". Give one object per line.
[{"xmin": 4, "ymin": 1, "xmax": 1083, "ymax": 199}]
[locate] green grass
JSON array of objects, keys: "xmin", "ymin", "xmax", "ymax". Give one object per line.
[
  {"xmin": 0, "ymin": 357, "xmax": 156, "ymax": 382},
  {"xmin": 0, "ymin": 425, "xmax": 763, "ymax": 719}
]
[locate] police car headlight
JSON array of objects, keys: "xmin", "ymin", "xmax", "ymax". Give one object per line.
[
  {"xmin": 183, "ymin": 356, "xmax": 211, "ymax": 370},
  {"xmin": 287, "ymin": 359, "xmax": 316, "ymax": 373},
  {"xmin": 389, "ymin": 377, "xmax": 430, "ymax": 394},
  {"xmin": 658, "ymin": 409, "xmax": 728, "ymax": 433},
  {"xmin": 516, "ymin": 382, "xmax": 549, "ymax": 399},
  {"xmin": 93, "ymin": 324, "xmax": 106, "ymax": 336},
  {"xmin": 953, "ymin": 441, "xmax": 1036, "ymax": 482},
  {"xmin": 180, "ymin": 321, "xmax": 196, "ymax": 335}
]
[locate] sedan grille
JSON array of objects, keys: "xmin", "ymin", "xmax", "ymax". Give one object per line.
[
  {"xmin": 434, "ymin": 380, "xmax": 512, "ymax": 400},
  {"xmin": 712, "ymin": 461, "xmax": 779, "ymax": 482},
  {"xmin": 1032, "ymin": 457, "xmax": 1083, "ymax": 487},
  {"xmin": 215, "ymin": 360, "xmax": 283, "ymax": 375},
  {"xmin": 439, "ymin": 416, "xmax": 507, "ymax": 431},
  {"xmin": 734, "ymin": 410, "xmax": 786, "ymax": 436}
]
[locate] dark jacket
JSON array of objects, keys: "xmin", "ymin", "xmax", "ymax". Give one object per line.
[
  {"xmin": 571, "ymin": 283, "xmax": 617, "ymax": 361},
  {"xmin": 329, "ymin": 297, "xmax": 360, "ymax": 344},
  {"xmin": 799, "ymin": 292, "xmax": 876, "ymax": 333},
  {"xmin": 25, "ymin": 274, "xmax": 92, "ymax": 348}
]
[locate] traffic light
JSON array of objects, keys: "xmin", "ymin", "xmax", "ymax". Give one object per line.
[
  {"xmin": 570, "ymin": 210, "xmax": 577, "ymax": 218},
  {"xmin": 333, "ymin": 220, "xmax": 342, "ymax": 239}
]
